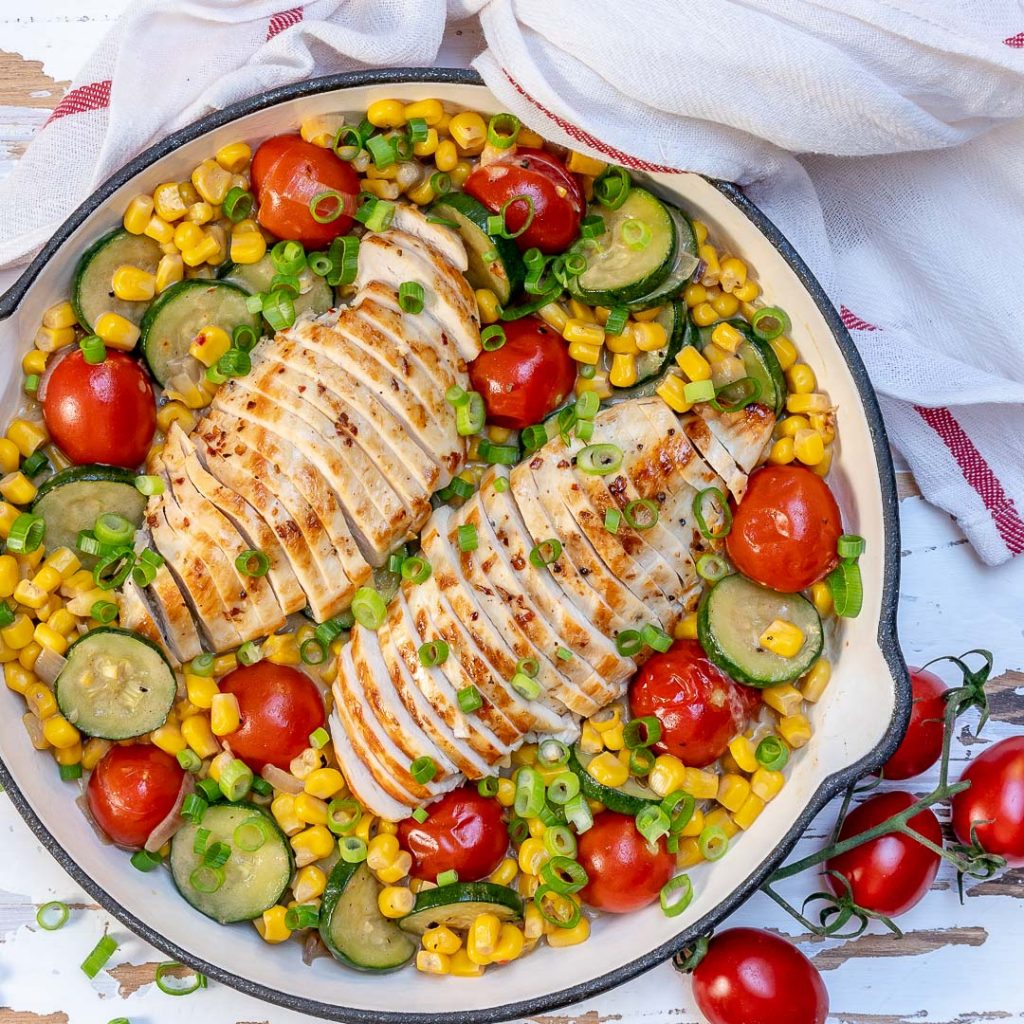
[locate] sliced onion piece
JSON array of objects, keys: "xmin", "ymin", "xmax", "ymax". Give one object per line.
[
  {"xmin": 261, "ymin": 763, "xmax": 304, "ymax": 795},
  {"xmin": 144, "ymin": 772, "xmax": 194, "ymax": 852}
]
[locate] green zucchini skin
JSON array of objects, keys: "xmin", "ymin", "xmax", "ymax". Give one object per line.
[
  {"xmin": 72, "ymin": 228, "xmax": 163, "ymax": 332},
  {"xmin": 567, "ymin": 745, "xmax": 660, "ymax": 816},
  {"xmin": 398, "ymin": 881, "xmax": 523, "ymax": 935},
  {"xmin": 218, "ymin": 256, "xmax": 333, "ymax": 319}
]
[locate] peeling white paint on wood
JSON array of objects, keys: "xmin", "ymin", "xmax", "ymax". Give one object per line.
[{"xmin": 1, "ymin": 5, "xmax": 1023, "ymax": 1023}]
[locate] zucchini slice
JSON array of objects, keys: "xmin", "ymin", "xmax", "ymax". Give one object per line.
[
  {"xmin": 31, "ymin": 464, "xmax": 148, "ymax": 565},
  {"xmin": 139, "ymin": 279, "xmax": 260, "ymax": 386},
  {"xmin": 739, "ymin": 335, "xmax": 788, "ymax": 415},
  {"xmin": 320, "ymin": 861, "xmax": 417, "ymax": 971},
  {"xmin": 171, "ymin": 804, "xmax": 293, "ymax": 924},
  {"xmin": 571, "ymin": 188, "xmax": 677, "ymax": 305},
  {"xmin": 698, "ymin": 574, "xmax": 824, "ymax": 687},
  {"xmin": 55, "ymin": 627, "xmax": 177, "ymax": 739},
  {"xmin": 219, "ymin": 256, "xmax": 333, "ymax": 320},
  {"xmin": 72, "ymin": 228, "xmax": 164, "ymax": 332},
  {"xmin": 634, "ymin": 301, "xmax": 689, "ymax": 390},
  {"xmin": 430, "ymin": 192, "xmax": 525, "ymax": 304},
  {"xmin": 399, "ymin": 881, "xmax": 522, "ymax": 936},
  {"xmin": 622, "ymin": 208, "xmax": 699, "ymax": 312},
  {"xmin": 567, "ymin": 745, "xmax": 660, "ymax": 816}
]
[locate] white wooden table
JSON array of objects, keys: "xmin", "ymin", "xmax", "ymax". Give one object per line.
[{"xmin": 2, "ymin": 6, "xmax": 1023, "ymax": 1023}]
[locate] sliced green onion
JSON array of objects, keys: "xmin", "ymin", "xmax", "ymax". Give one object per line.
[
  {"xmin": 481, "ymin": 324, "xmax": 506, "ymax": 351},
  {"xmin": 436, "ymin": 476, "xmax": 475, "ymax": 502},
  {"xmin": 365, "ymin": 133, "xmax": 396, "ymax": 169},
  {"xmin": 233, "ymin": 816, "xmax": 270, "ymax": 852},
  {"xmin": 190, "ymin": 652, "xmax": 215, "ymax": 676},
  {"xmin": 399, "ymin": 280, "xmax": 424, "ymax": 314},
  {"xmin": 456, "ymin": 523, "xmax": 478, "ymax": 552},
  {"xmin": 235, "ymin": 549, "xmax": 270, "ymax": 577},
  {"xmin": 231, "ymin": 323, "xmax": 258, "ymax": 353},
  {"xmin": 541, "ymin": 854, "xmax": 588, "ymax": 895},
  {"xmin": 285, "ymin": 902, "xmax": 321, "ymax": 930},
  {"xmin": 683, "ymin": 379, "xmax": 716, "ymax": 404},
  {"xmin": 131, "ymin": 559, "xmax": 158, "ymax": 588},
  {"xmin": 250, "ymin": 776, "xmax": 272, "ymax": 798},
  {"xmin": 756, "ymin": 735, "xmax": 790, "ymax": 771},
  {"xmin": 80, "ymin": 334, "xmax": 106, "ymax": 364},
  {"xmin": 594, "ymin": 166, "xmax": 631, "ymax": 210},
  {"xmin": 641, "ymin": 623, "xmax": 673, "ymax": 653},
  {"xmin": 445, "ymin": 384, "xmax": 469, "ymax": 408},
  {"xmin": 21, "ymin": 451, "xmax": 49, "ymax": 477},
  {"xmin": 94, "ymin": 549, "xmax": 134, "ymax": 590},
  {"xmin": 615, "ymin": 629, "xmax": 643, "ymax": 657},
  {"xmin": 195, "ymin": 778, "xmax": 222, "ymax": 804},
  {"xmin": 181, "ymin": 793, "xmax": 208, "ymax": 824},
  {"xmin": 660, "ymin": 873, "xmax": 694, "ymax": 917},
  {"xmin": 493, "ymin": 476, "xmax": 509, "ymax": 494},
  {"xmin": 629, "ymin": 746, "xmax": 655, "ymax": 776},
  {"xmin": 352, "ymin": 586, "xmax": 387, "ymax": 630},
  {"xmin": 696, "ymin": 553, "xmax": 730, "ymax": 582},
  {"xmin": 90, "ymin": 600, "xmax": 118, "ymax": 624},
  {"xmin": 339, "ymin": 836, "xmax": 368, "ymax": 863},
  {"xmin": 521, "ymin": 423, "xmax": 549, "ymax": 454},
  {"xmin": 270, "ymin": 272, "xmax": 301, "ymax": 298},
  {"xmin": 577, "ymin": 443, "xmax": 623, "ymax": 476},
  {"xmin": 314, "ymin": 615, "xmax": 348, "ymax": 646},
  {"xmin": 556, "ymin": 646, "xmax": 573, "ymax": 662},
  {"xmin": 154, "ymin": 961, "xmax": 207, "ymax": 996},
  {"xmin": 245, "ymin": 294, "xmax": 264, "ymax": 315},
  {"xmin": 538, "ymin": 738, "xmax": 570, "ymax": 766},
  {"xmin": 604, "ymin": 508, "xmax": 621, "ymax": 534},
  {"xmin": 24, "ymin": 374, "xmax": 40, "ymax": 395},
  {"xmin": 405, "ymin": 116, "xmax": 429, "ymax": 144},
  {"xmin": 542, "ymin": 827, "xmax": 577, "ymax": 861},
  {"xmin": 699, "ymin": 825, "xmax": 730, "ymax": 861},
  {"xmin": 662, "ymin": 791, "xmax": 696, "ymax": 833},
  {"xmin": 510, "ymin": 671, "xmax": 541, "ymax": 700},
  {"xmin": 7, "ymin": 512, "xmax": 44, "ymax": 554},
  {"xmin": 327, "ymin": 798, "xmax": 362, "ymax": 836},
  {"xmin": 623, "ymin": 498, "xmax": 658, "ymax": 531},
  {"xmin": 751, "ymin": 306, "xmax": 791, "ymax": 341},
  {"xmin": 400, "ymin": 555, "xmax": 432, "ymax": 584},
  {"xmin": 516, "ymin": 656, "xmax": 539, "ymax": 679},
  {"xmin": 828, "ymin": 561, "xmax": 864, "ymax": 618},
  {"xmin": 36, "ymin": 900, "xmax": 70, "ymax": 930},
  {"xmin": 621, "ymin": 217, "xmax": 651, "ymax": 250},
  {"xmin": 580, "ymin": 214, "xmax": 605, "ymax": 239},
  {"xmin": 426, "ymin": 215, "xmax": 458, "ymax": 228},
  {"xmin": 456, "ymin": 392, "xmax": 486, "ymax": 435},
  {"xmin": 478, "ymin": 438, "xmax": 519, "ymax": 465},
  {"xmin": 309, "ymin": 726, "xmax": 330, "ymax": 749},
  {"xmin": 307, "ymin": 252, "xmax": 333, "ymax": 277},
  {"xmin": 574, "ymin": 417, "xmax": 594, "ymax": 441},
  {"xmin": 176, "ymin": 749, "xmax": 201, "ymax": 773},
  {"xmin": 428, "ymin": 171, "xmax": 452, "ymax": 196},
  {"xmin": 457, "ymin": 684, "xmax": 482, "ymax": 713},
  {"xmin": 327, "ymin": 235, "xmax": 360, "ymax": 286},
  {"xmin": 270, "ymin": 239, "xmax": 306, "ymax": 276},
  {"xmin": 636, "ymin": 804, "xmax": 671, "ymax": 844},
  {"xmin": 529, "ymin": 538, "xmax": 562, "ymax": 567},
  {"xmin": 410, "ymin": 756, "xmax": 438, "ymax": 784},
  {"xmin": 487, "ymin": 112, "xmax": 521, "ymax": 149},
  {"xmin": 223, "ymin": 186, "xmax": 254, "ymax": 222},
  {"xmin": 391, "ymin": 132, "xmax": 413, "ymax": 160},
  {"xmin": 713, "ymin": 375, "xmax": 762, "ymax": 413},
  {"xmin": 514, "ymin": 766, "xmax": 546, "ymax": 818},
  {"xmin": 693, "ymin": 487, "xmax": 732, "ymax": 540},
  {"xmin": 494, "ymin": 195, "xmax": 536, "ymax": 239},
  {"xmin": 547, "ymin": 771, "xmax": 581, "ymax": 806},
  {"xmin": 563, "ymin": 793, "xmax": 594, "ymax": 834},
  {"xmin": 534, "ymin": 884, "xmax": 582, "ymax": 929},
  {"xmin": 362, "ymin": 197, "xmax": 396, "ymax": 233},
  {"xmin": 838, "ymin": 534, "xmax": 866, "ymax": 560},
  {"xmin": 300, "ymin": 636, "xmax": 327, "ymax": 665},
  {"xmin": 574, "ymin": 391, "xmax": 599, "ymax": 421},
  {"xmin": 57, "ymin": 761, "xmax": 82, "ymax": 782},
  {"xmin": 477, "ymin": 776, "xmax": 499, "ymax": 798},
  {"xmin": 419, "ymin": 639, "xmax": 450, "ymax": 667},
  {"xmin": 437, "ymin": 868, "xmax": 459, "ymax": 887},
  {"xmin": 333, "ymin": 124, "xmax": 364, "ymax": 161},
  {"xmin": 0, "ymin": 600, "xmax": 14, "ymax": 628},
  {"xmin": 201, "ymin": 839, "xmax": 230, "ymax": 868},
  {"xmin": 218, "ymin": 758, "xmax": 253, "ymax": 801},
  {"xmin": 187, "ymin": 864, "xmax": 222, "ymax": 893},
  {"xmin": 237, "ymin": 640, "xmax": 262, "ymax": 666},
  {"xmin": 260, "ymin": 289, "xmax": 295, "ymax": 332},
  {"xmin": 135, "ymin": 474, "xmax": 164, "ymax": 497},
  {"xmin": 623, "ymin": 715, "xmax": 662, "ymax": 749},
  {"xmin": 81, "ymin": 935, "xmax": 118, "ymax": 978},
  {"xmin": 309, "ymin": 189, "xmax": 346, "ymax": 224}
]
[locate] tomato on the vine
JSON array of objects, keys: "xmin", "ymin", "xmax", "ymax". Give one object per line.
[
  {"xmin": 881, "ymin": 666, "xmax": 948, "ymax": 780},
  {"xmin": 690, "ymin": 928, "xmax": 829, "ymax": 1024},
  {"xmin": 951, "ymin": 736, "xmax": 1024, "ymax": 868},
  {"xmin": 826, "ymin": 791, "xmax": 942, "ymax": 916}
]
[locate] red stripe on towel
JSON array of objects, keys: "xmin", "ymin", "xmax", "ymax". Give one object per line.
[
  {"xmin": 45, "ymin": 80, "xmax": 112, "ymax": 126},
  {"xmin": 1003, "ymin": 32, "xmax": 1024, "ymax": 48},
  {"xmin": 267, "ymin": 6, "xmax": 303, "ymax": 40},
  {"xmin": 915, "ymin": 405, "xmax": 1024, "ymax": 555},
  {"xmin": 500, "ymin": 69, "xmax": 682, "ymax": 174},
  {"xmin": 839, "ymin": 306, "xmax": 879, "ymax": 332}
]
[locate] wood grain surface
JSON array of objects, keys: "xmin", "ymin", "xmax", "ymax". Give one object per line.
[{"xmin": 1, "ymin": 6, "xmax": 1022, "ymax": 1024}]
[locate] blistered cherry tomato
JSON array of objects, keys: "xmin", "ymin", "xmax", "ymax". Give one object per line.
[
  {"xmin": 629, "ymin": 639, "xmax": 761, "ymax": 768},
  {"xmin": 725, "ymin": 465, "xmax": 842, "ymax": 592},
  {"xmin": 952, "ymin": 736, "xmax": 1024, "ymax": 868},
  {"xmin": 691, "ymin": 928, "xmax": 829, "ymax": 1024},
  {"xmin": 577, "ymin": 811, "xmax": 674, "ymax": 913},
  {"xmin": 42, "ymin": 349, "xmax": 156, "ymax": 468},
  {"xmin": 464, "ymin": 149, "xmax": 585, "ymax": 253},
  {"xmin": 468, "ymin": 315, "xmax": 577, "ymax": 430},
  {"xmin": 881, "ymin": 667, "xmax": 948, "ymax": 780},
  {"xmin": 398, "ymin": 787, "xmax": 508, "ymax": 882},
  {"xmin": 251, "ymin": 134, "xmax": 359, "ymax": 248},
  {"xmin": 827, "ymin": 791, "xmax": 942, "ymax": 916},
  {"xmin": 86, "ymin": 745, "xmax": 185, "ymax": 848},
  {"xmin": 219, "ymin": 662, "xmax": 325, "ymax": 773}
]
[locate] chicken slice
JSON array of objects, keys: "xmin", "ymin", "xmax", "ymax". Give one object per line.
[
  {"xmin": 694, "ymin": 402, "xmax": 775, "ymax": 475},
  {"xmin": 389, "ymin": 203, "xmax": 468, "ymax": 272},
  {"xmin": 143, "ymin": 552, "xmax": 203, "ymax": 663},
  {"xmin": 118, "ymin": 575, "xmax": 177, "ymax": 664},
  {"xmin": 328, "ymin": 709, "xmax": 414, "ymax": 821},
  {"xmin": 681, "ymin": 413, "xmax": 748, "ymax": 501}
]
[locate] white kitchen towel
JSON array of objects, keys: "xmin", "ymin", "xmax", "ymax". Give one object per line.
[{"xmin": 1, "ymin": 0, "xmax": 1023, "ymax": 562}]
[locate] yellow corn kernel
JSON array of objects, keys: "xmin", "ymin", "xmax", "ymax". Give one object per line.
[
  {"xmin": 517, "ymin": 836, "xmax": 549, "ymax": 876},
  {"xmin": 7, "ymin": 420, "xmax": 48, "ymax": 457},
  {"xmin": 527, "ymin": 816, "xmax": 547, "ymax": 839},
  {"xmin": 691, "ymin": 302, "xmax": 719, "ymax": 327},
  {"xmin": 547, "ymin": 915, "xmax": 590, "ymax": 948},
  {"xmin": 421, "ymin": 924, "xmax": 462, "ymax": 957},
  {"xmin": 809, "ymin": 412, "xmax": 836, "ymax": 446},
  {"xmin": 488, "ymin": 856, "xmax": 518, "ymax": 888},
  {"xmin": 562, "ymin": 319, "xmax": 605, "ymax": 347},
  {"xmin": 750, "ymin": 767, "xmax": 785, "ymax": 802},
  {"xmin": 405, "ymin": 178, "xmax": 436, "ymax": 205},
  {"xmin": 656, "ymin": 373, "xmax": 693, "ymax": 414},
  {"xmin": 81, "ymin": 738, "xmax": 112, "ymax": 771},
  {"xmin": 294, "ymin": 793, "xmax": 330, "ymax": 827},
  {"xmin": 54, "ymin": 741, "xmax": 83, "ymax": 766},
  {"xmin": 371, "ymin": 885, "xmax": 415, "ymax": 921},
  {"xmin": 304, "ymin": 767, "xmax": 344, "ymax": 800},
  {"xmin": 787, "ymin": 363, "xmax": 817, "ymax": 395},
  {"xmin": 467, "ymin": 288, "xmax": 501, "ymax": 327},
  {"xmin": 779, "ymin": 713, "xmax": 812, "ymax": 749},
  {"xmin": 190, "ymin": 159, "xmax": 232, "ymax": 205},
  {"xmin": 0, "ymin": 441, "xmax": 20, "ymax": 476},
  {"xmin": 181, "ymin": 232, "xmax": 220, "ymax": 268},
  {"xmin": 577, "ymin": 721, "xmax": 603, "ymax": 756},
  {"xmin": 682, "ymin": 767, "xmax": 720, "ymax": 801},
  {"xmin": 33, "ymin": 623, "xmax": 67, "ymax": 656},
  {"xmin": 434, "ymin": 138, "xmax": 458, "ymax": 173},
  {"xmin": 210, "ymin": 692, "xmax": 241, "ymax": 736},
  {"xmin": 710, "ymin": 292, "xmax": 740, "ymax": 319},
  {"xmin": 155, "ymin": 405, "xmax": 195, "ymax": 439},
  {"xmin": 41, "ymin": 714, "xmax": 79, "ymax": 749},
  {"xmin": 11, "ymin": 583, "xmax": 43, "ymax": 615},
  {"xmin": 228, "ymin": 227, "xmax": 267, "ymax": 265},
  {"xmin": 632, "ymin": 321, "xmax": 668, "ymax": 353},
  {"xmin": 38, "ymin": 595, "xmax": 62, "ymax": 622},
  {"xmin": 94, "ymin": 312, "xmax": 141, "ymax": 352},
  {"xmin": 575, "ymin": 372, "xmax": 613, "ymax": 400},
  {"xmin": 803, "ymin": 584, "xmax": 832, "ymax": 623},
  {"xmin": 184, "ymin": 201, "xmax": 214, "ymax": 225},
  {"xmin": 180, "ymin": 714, "xmax": 220, "ymax": 758},
  {"xmin": 172, "ymin": 220, "xmax": 205, "ymax": 253},
  {"xmin": 263, "ymin": 632, "xmax": 300, "ymax": 666},
  {"xmin": 366, "ymin": 833, "xmax": 400, "ymax": 870},
  {"xmin": 141, "ymin": 214, "xmax": 175, "ymax": 245},
  {"xmin": 111, "ymin": 265, "xmax": 156, "ymax": 304},
  {"xmin": 733, "ymin": 279, "xmax": 760, "ymax": 303},
  {"xmin": 120, "ymin": 194, "xmax": 154, "ymax": 235},
  {"xmin": 466, "ymin": 912, "xmax": 502, "ymax": 964},
  {"xmin": 215, "ymin": 141, "xmax": 251, "ymax": 173},
  {"xmin": 361, "ymin": 178, "xmax": 400, "ymax": 200},
  {"xmin": 397, "ymin": 101, "xmax": 443, "ymax": 129},
  {"xmin": 648, "ymin": 754, "xmax": 686, "ymax": 798},
  {"xmin": 705, "ymin": 806, "xmax": 740, "ymax": 839},
  {"xmin": 4, "ymin": 663, "xmax": 35, "ymax": 694},
  {"xmin": 494, "ymin": 777, "xmax": 516, "ymax": 808},
  {"xmin": 758, "ymin": 619, "xmax": 805, "ymax": 659},
  {"xmin": 674, "ymin": 345, "xmax": 711, "ymax": 382},
  {"xmin": 47, "ymin": 610, "xmax": 77, "ymax": 638},
  {"xmin": 416, "ymin": 950, "xmax": 452, "ymax": 975},
  {"xmin": 787, "ymin": 394, "xmax": 831, "ymax": 418},
  {"xmin": 763, "ymin": 683, "xmax": 804, "ymax": 717},
  {"xmin": 679, "ymin": 807, "xmax": 705, "ymax": 839},
  {"xmin": 376, "ymin": 852, "xmax": 412, "ymax": 884},
  {"xmin": 366, "ymin": 99, "xmax": 406, "ymax": 128},
  {"xmin": 668, "ymin": 613, "xmax": 697, "ymax": 641},
  {"xmin": 768, "ymin": 437, "xmax": 795, "ymax": 465},
  {"xmin": 187, "ymin": 325, "xmax": 232, "ymax": 368},
  {"xmin": 25, "ymin": 681, "xmax": 57, "ymax": 719},
  {"xmin": 710, "ymin": 322, "xmax": 745, "ymax": 354},
  {"xmin": 565, "ymin": 299, "xmax": 594, "ymax": 324},
  {"xmin": 255, "ymin": 905, "xmax": 292, "ymax": 944},
  {"xmin": 271, "ymin": 794, "xmax": 304, "ymax": 836},
  {"xmin": 292, "ymin": 864, "xmax": 327, "ymax": 903},
  {"xmin": 733, "ymin": 793, "xmax": 766, "ymax": 830},
  {"xmin": 515, "ymin": 295, "xmax": 561, "ymax": 333},
  {"xmin": 151, "ymin": 252, "xmax": 183, "ymax": 293},
  {"xmin": 42, "ymin": 547, "xmax": 79, "ymax": 580},
  {"xmin": 682, "ymin": 284, "xmax": 707, "ymax": 309},
  {"xmin": 778, "ymin": 415, "xmax": 808, "ymax": 439},
  {"xmin": 449, "ymin": 111, "xmax": 487, "ymax": 153},
  {"xmin": 0, "ymin": 472, "xmax": 37, "ymax": 506},
  {"xmin": 591, "ymin": 706, "xmax": 621, "ymax": 733},
  {"xmin": 728, "ymin": 735, "xmax": 759, "ymax": 774},
  {"xmin": 0, "ymin": 555, "xmax": 17, "ymax": 599},
  {"xmin": 675, "ymin": 837, "xmax": 704, "ymax": 868},
  {"xmin": 794, "ymin": 428, "xmax": 825, "ymax": 467},
  {"xmin": 718, "ymin": 257, "xmax": 748, "ymax": 294},
  {"xmin": 581, "ymin": 750, "xmax": 626, "ymax": 790},
  {"xmin": 490, "ymin": 923, "xmax": 525, "ymax": 963},
  {"xmin": 602, "ymin": 723, "xmax": 627, "ymax": 752},
  {"xmin": 184, "ymin": 672, "xmax": 218, "ymax": 709},
  {"xmin": 560, "ymin": 149, "xmax": 605, "ymax": 176},
  {"xmin": 802, "ymin": 657, "xmax": 832, "ymax": 703},
  {"xmin": 150, "ymin": 723, "xmax": 187, "ymax": 756},
  {"xmin": 609, "ymin": 353, "xmax": 637, "ymax": 388},
  {"xmin": 448, "ymin": 159, "xmax": 471, "ymax": 191},
  {"xmin": 716, "ymin": 773, "xmax": 751, "ymax": 813},
  {"xmin": 22, "ymin": 348, "xmax": 47, "ymax": 377},
  {"xmin": 699, "ymin": 244, "xmax": 721, "ymax": 286},
  {"xmin": 766, "ymin": 334, "xmax": 796, "ymax": 371},
  {"xmin": 691, "ymin": 220, "xmax": 709, "ymax": 246},
  {"xmin": 61, "ymin": 569, "xmax": 94, "ymax": 595},
  {"xmin": 291, "ymin": 825, "xmax": 335, "ymax": 866},
  {"xmin": 568, "ymin": 341, "xmax": 602, "ymax": 366},
  {"xmin": 813, "ymin": 446, "xmax": 834, "ymax": 478},
  {"xmin": 23, "ymin": 712, "xmax": 50, "ymax": 750}
]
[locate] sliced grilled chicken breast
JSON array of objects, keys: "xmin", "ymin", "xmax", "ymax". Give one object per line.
[
  {"xmin": 695, "ymin": 402, "xmax": 776, "ymax": 475},
  {"xmin": 389, "ymin": 204, "xmax": 468, "ymax": 272},
  {"xmin": 118, "ymin": 576, "xmax": 176, "ymax": 663},
  {"xmin": 144, "ymin": 557, "xmax": 203, "ymax": 663}
]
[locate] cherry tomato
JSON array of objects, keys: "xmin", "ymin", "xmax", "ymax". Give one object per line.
[
  {"xmin": 577, "ymin": 811, "xmax": 674, "ymax": 913},
  {"xmin": 397, "ymin": 786, "xmax": 508, "ymax": 882},
  {"xmin": 691, "ymin": 928, "xmax": 829, "ymax": 1024},
  {"xmin": 881, "ymin": 667, "xmax": 948, "ymax": 780},
  {"xmin": 86, "ymin": 745, "xmax": 185, "ymax": 848},
  {"xmin": 468, "ymin": 316, "xmax": 577, "ymax": 430},
  {"xmin": 250, "ymin": 134, "xmax": 359, "ymax": 248},
  {"xmin": 464, "ymin": 149, "xmax": 585, "ymax": 254},
  {"xmin": 952, "ymin": 736, "xmax": 1024, "ymax": 868},
  {"xmin": 629, "ymin": 639, "xmax": 761, "ymax": 768},
  {"xmin": 42, "ymin": 349, "xmax": 156, "ymax": 468},
  {"xmin": 219, "ymin": 662, "xmax": 325, "ymax": 773},
  {"xmin": 725, "ymin": 465, "xmax": 842, "ymax": 593},
  {"xmin": 826, "ymin": 791, "xmax": 941, "ymax": 916}
]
